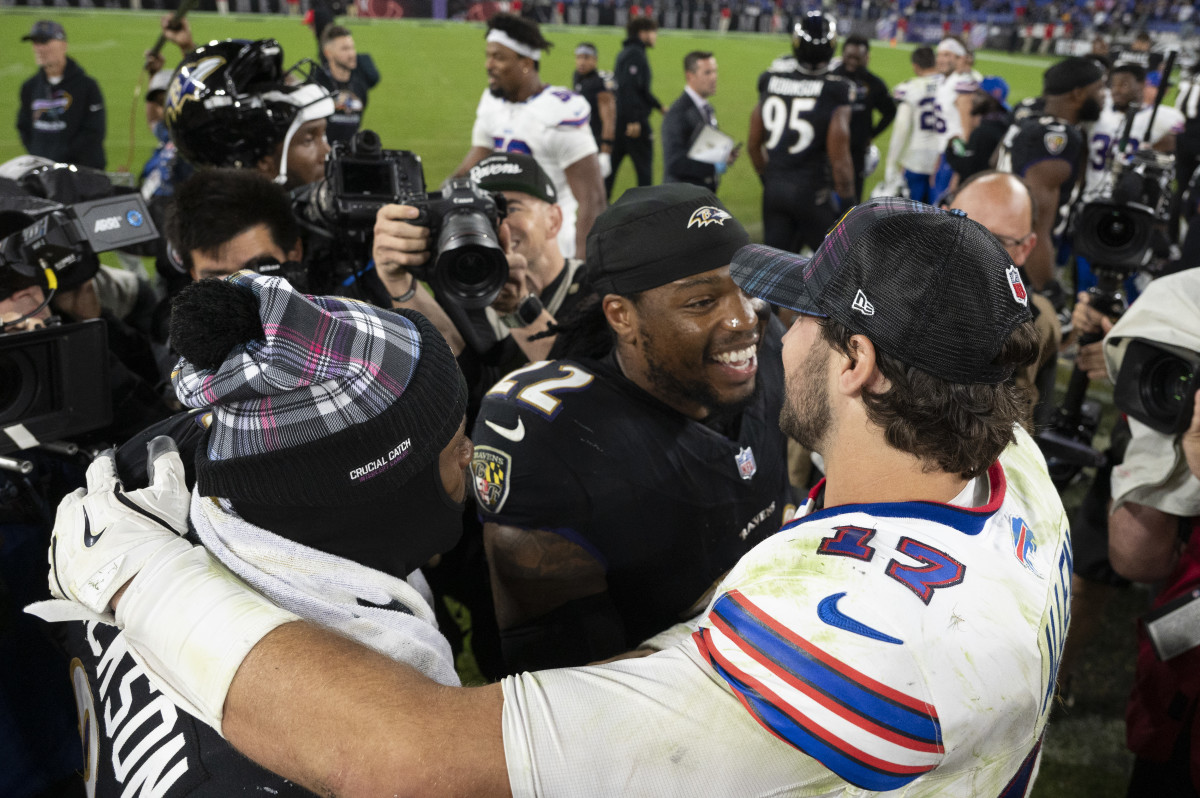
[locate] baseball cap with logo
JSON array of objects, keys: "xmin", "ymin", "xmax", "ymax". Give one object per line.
[
  {"xmin": 731, "ymin": 198, "xmax": 1033, "ymax": 384},
  {"xmin": 22, "ymin": 20, "xmax": 66, "ymax": 42},
  {"xmin": 587, "ymin": 183, "xmax": 750, "ymax": 296},
  {"xmin": 469, "ymin": 152, "xmax": 557, "ymax": 205},
  {"xmin": 980, "ymin": 75, "xmax": 1010, "ymax": 111}
]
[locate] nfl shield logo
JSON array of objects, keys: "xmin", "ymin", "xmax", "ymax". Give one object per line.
[
  {"xmin": 1007, "ymin": 265, "xmax": 1028, "ymax": 306},
  {"xmin": 735, "ymin": 446, "xmax": 757, "ymax": 480}
]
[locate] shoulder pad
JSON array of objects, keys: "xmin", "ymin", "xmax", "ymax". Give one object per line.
[
  {"xmin": 767, "ymin": 55, "xmax": 800, "ymax": 74},
  {"xmin": 530, "ymin": 87, "xmax": 592, "ymax": 127}
]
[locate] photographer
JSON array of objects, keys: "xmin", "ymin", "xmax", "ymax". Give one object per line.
[{"xmin": 1103, "ymin": 268, "xmax": 1200, "ymax": 797}]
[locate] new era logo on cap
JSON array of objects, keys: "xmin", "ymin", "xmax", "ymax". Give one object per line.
[
  {"xmin": 687, "ymin": 206, "xmax": 733, "ymax": 228},
  {"xmin": 852, "ymin": 289, "xmax": 875, "ymax": 316}
]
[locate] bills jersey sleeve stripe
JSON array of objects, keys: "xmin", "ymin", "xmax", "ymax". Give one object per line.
[
  {"xmin": 705, "ymin": 595, "xmax": 943, "ymax": 749},
  {"xmin": 695, "ymin": 628, "xmax": 940, "ymax": 792},
  {"xmin": 557, "ymin": 115, "xmax": 590, "ymax": 128}
]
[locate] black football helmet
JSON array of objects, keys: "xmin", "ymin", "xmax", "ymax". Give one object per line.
[
  {"xmin": 792, "ymin": 12, "xmax": 837, "ymax": 69},
  {"xmin": 165, "ymin": 39, "xmax": 333, "ymax": 182}
]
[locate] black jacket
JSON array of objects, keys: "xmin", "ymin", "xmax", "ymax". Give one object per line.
[
  {"xmin": 831, "ymin": 64, "xmax": 896, "ymax": 160},
  {"xmin": 613, "ymin": 38, "xmax": 661, "ymax": 126},
  {"xmin": 17, "ymin": 57, "xmax": 106, "ymax": 169},
  {"xmin": 662, "ymin": 91, "xmax": 717, "ymax": 190}
]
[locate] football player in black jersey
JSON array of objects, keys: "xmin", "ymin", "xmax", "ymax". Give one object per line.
[
  {"xmin": 470, "ymin": 185, "xmax": 792, "ymax": 673},
  {"xmin": 748, "ymin": 11, "xmax": 855, "ymax": 254},
  {"xmin": 572, "ymin": 42, "xmax": 616, "ymax": 179},
  {"xmin": 997, "ymin": 57, "xmax": 1105, "ymax": 290}
]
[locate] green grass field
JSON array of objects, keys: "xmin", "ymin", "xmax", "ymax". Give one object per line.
[
  {"xmin": 0, "ymin": 10, "xmax": 1138, "ymax": 796},
  {"xmin": 0, "ymin": 8, "xmax": 1058, "ymax": 239}
]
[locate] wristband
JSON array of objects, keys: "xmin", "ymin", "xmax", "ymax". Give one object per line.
[
  {"xmin": 117, "ymin": 539, "xmax": 301, "ymax": 735},
  {"xmin": 391, "ymin": 275, "xmax": 417, "ymax": 304}
]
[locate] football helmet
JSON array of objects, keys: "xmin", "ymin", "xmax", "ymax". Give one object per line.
[
  {"xmin": 792, "ymin": 12, "xmax": 837, "ymax": 69},
  {"xmin": 165, "ymin": 39, "xmax": 333, "ymax": 183}
]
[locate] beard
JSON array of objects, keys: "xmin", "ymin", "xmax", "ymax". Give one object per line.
[
  {"xmin": 778, "ymin": 339, "xmax": 832, "ymax": 453},
  {"xmin": 640, "ymin": 325, "xmax": 760, "ymax": 419},
  {"xmin": 1078, "ymin": 96, "xmax": 1103, "ymax": 122}
]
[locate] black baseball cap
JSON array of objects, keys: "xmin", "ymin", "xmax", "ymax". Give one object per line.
[
  {"xmin": 732, "ymin": 198, "xmax": 1033, "ymax": 384},
  {"xmin": 588, "ymin": 184, "xmax": 750, "ymax": 296},
  {"xmin": 469, "ymin": 153, "xmax": 556, "ymax": 205},
  {"xmin": 22, "ymin": 20, "xmax": 66, "ymax": 42}
]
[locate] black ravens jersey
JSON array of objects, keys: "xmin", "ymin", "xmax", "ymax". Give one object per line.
[
  {"xmin": 573, "ymin": 68, "xmax": 616, "ymax": 147},
  {"xmin": 470, "ymin": 326, "xmax": 792, "ymax": 649},
  {"xmin": 62, "ymin": 620, "xmax": 316, "ymax": 797},
  {"xmin": 1009, "ymin": 95, "xmax": 1045, "ymax": 124},
  {"xmin": 756, "ymin": 56, "xmax": 853, "ymax": 177},
  {"xmin": 998, "ymin": 115, "xmax": 1084, "ymax": 209}
]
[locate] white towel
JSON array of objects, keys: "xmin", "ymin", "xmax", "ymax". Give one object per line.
[{"xmin": 191, "ymin": 492, "xmax": 460, "ymax": 686}]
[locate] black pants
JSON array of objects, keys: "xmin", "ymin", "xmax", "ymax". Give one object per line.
[
  {"xmin": 606, "ymin": 126, "xmax": 654, "ymax": 198},
  {"xmin": 761, "ymin": 172, "xmax": 839, "ymax": 253}
]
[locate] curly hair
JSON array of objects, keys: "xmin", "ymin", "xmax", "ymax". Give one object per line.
[{"xmin": 820, "ymin": 318, "xmax": 1040, "ymax": 479}]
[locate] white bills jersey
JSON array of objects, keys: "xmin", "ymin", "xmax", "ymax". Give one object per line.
[
  {"xmin": 892, "ymin": 73, "xmax": 945, "ymax": 174},
  {"xmin": 501, "ymin": 426, "xmax": 1071, "ymax": 797},
  {"xmin": 1083, "ymin": 103, "xmax": 1185, "ymax": 198},
  {"xmin": 935, "ymin": 71, "xmax": 979, "ymax": 148},
  {"xmin": 471, "ymin": 86, "xmax": 598, "ymax": 258}
]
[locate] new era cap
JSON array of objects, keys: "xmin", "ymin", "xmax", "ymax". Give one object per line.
[
  {"xmin": 732, "ymin": 197, "xmax": 1033, "ymax": 384},
  {"xmin": 469, "ymin": 152, "xmax": 557, "ymax": 205},
  {"xmin": 22, "ymin": 20, "xmax": 66, "ymax": 42}
]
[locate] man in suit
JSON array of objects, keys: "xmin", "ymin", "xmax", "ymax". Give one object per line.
[{"xmin": 662, "ymin": 51, "xmax": 738, "ymax": 192}]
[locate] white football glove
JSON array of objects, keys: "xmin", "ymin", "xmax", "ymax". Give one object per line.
[
  {"xmin": 598, "ymin": 151, "xmax": 613, "ymax": 179},
  {"xmin": 43, "ymin": 436, "xmax": 191, "ymax": 619}
]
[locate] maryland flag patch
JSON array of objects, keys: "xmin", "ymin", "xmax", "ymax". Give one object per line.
[
  {"xmin": 1043, "ymin": 131, "xmax": 1067, "ymax": 156},
  {"xmin": 471, "ymin": 446, "xmax": 512, "ymax": 514}
]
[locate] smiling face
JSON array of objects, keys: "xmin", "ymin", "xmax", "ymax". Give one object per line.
[{"xmin": 614, "ymin": 265, "xmax": 761, "ymax": 420}]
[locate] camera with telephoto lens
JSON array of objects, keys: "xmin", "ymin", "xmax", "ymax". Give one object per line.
[
  {"xmin": 1073, "ymin": 148, "xmax": 1174, "ymax": 273},
  {"xmin": 297, "ymin": 130, "xmax": 509, "ymax": 309},
  {"xmin": 1112, "ymin": 339, "xmax": 1199, "ymax": 435}
]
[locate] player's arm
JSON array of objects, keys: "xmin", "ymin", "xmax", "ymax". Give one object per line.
[
  {"xmin": 1152, "ymin": 131, "xmax": 1177, "ymax": 153},
  {"xmin": 884, "ymin": 100, "xmax": 913, "ymax": 181},
  {"xmin": 870, "ymin": 76, "xmax": 897, "ymax": 138},
  {"xmin": 1021, "ymin": 158, "xmax": 1072, "ymax": 290},
  {"xmin": 955, "ymin": 91, "xmax": 977, "ymax": 141},
  {"xmin": 17, "ymin": 83, "xmax": 33, "ymax": 149},
  {"xmin": 748, "ymin": 102, "xmax": 768, "ymax": 178},
  {"xmin": 484, "ymin": 522, "xmax": 624, "ymax": 671},
  {"xmin": 598, "ymin": 89, "xmax": 617, "ymax": 149},
  {"xmin": 1109, "ymin": 501, "xmax": 1182, "ymax": 583},
  {"xmin": 224, "ymin": 622, "xmax": 511, "ymax": 798},
  {"xmin": 827, "ymin": 105, "xmax": 856, "ymax": 202},
  {"xmin": 451, "ymin": 145, "xmax": 494, "ymax": 179},
  {"xmin": 564, "ymin": 154, "xmax": 606, "ymax": 257},
  {"xmin": 358, "ymin": 52, "xmax": 381, "ymax": 87}
]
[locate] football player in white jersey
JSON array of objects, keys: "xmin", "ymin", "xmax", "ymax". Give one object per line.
[
  {"xmin": 41, "ymin": 198, "xmax": 1068, "ymax": 798},
  {"xmin": 1082, "ymin": 62, "xmax": 1184, "ymax": 200},
  {"xmin": 450, "ymin": 13, "xmax": 605, "ymax": 259},
  {"xmin": 883, "ymin": 45, "xmax": 944, "ymax": 203},
  {"xmin": 932, "ymin": 37, "xmax": 979, "ymax": 197}
]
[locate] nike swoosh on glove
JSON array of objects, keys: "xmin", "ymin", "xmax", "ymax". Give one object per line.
[{"xmin": 30, "ymin": 436, "xmax": 192, "ymax": 624}]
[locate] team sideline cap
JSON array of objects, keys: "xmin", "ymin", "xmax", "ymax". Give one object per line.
[
  {"xmin": 170, "ymin": 270, "xmax": 467, "ymax": 506},
  {"xmin": 22, "ymin": 20, "xmax": 66, "ymax": 42},
  {"xmin": 980, "ymin": 75, "xmax": 1010, "ymax": 111},
  {"xmin": 470, "ymin": 152, "xmax": 557, "ymax": 205},
  {"xmin": 731, "ymin": 198, "xmax": 1033, "ymax": 384},
  {"xmin": 575, "ymin": 43, "xmax": 598, "ymax": 57},
  {"xmin": 588, "ymin": 184, "xmax": 750, "ymax": 296},
  {"xmin": 1043, "ymin": 56, "xmax": 1105, "ymax": 95}
]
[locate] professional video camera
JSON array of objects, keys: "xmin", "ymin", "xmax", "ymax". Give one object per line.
[
  {"xmin": 1037, "ymin": 54, "xmax": 1181, "ymax": 487},
  {"xmin": 1112, "ymin": 338, "xmax": 1199, "ymax": 435},
  {"xmin": 0, "ymin": 192, "xmax": 159, "ymax": 458},
  {"xmin": 294, "ymin": 130, "xmax": 509, "ymax": 309}
]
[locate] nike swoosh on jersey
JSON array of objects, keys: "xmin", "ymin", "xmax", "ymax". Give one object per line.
[
  {"xmin": 485, "ymin": 418, "xmax": 525, "ymax": 442},
  {"xmin": 817, "ymin": 592, "xmax": 903, "ymax": 644}
]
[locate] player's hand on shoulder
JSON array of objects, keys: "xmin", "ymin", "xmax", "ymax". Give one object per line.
[{"xmin": 373, "ymin": 203, "xmax": 431, "ymax": 274}]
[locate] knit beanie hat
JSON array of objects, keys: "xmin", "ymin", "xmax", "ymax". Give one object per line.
[{"xmin": 170, "ymin": 270, "xmax": 467, "ymax": 507}]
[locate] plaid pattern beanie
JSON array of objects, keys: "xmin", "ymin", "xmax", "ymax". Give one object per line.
[{"xmin": 171, "ymin": 271, "xmax": 467, "ymax": 506}]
